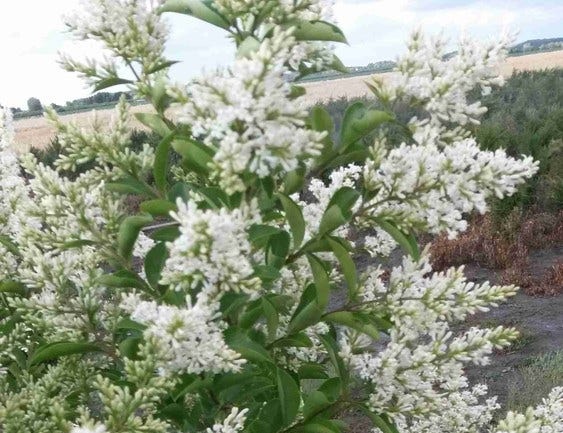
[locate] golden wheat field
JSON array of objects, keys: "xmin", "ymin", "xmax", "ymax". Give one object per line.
[{"xmin": 13, "ymin": 50, "xmax": 563, "ymax": 151}]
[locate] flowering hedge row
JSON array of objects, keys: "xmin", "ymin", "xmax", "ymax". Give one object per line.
[{"xmin": 0, "ymin": 1, "xmax": 561, "ymax": 433}]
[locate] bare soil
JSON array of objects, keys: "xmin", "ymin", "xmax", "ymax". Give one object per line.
[{"xmin": 463, "ymin": 245, "xmax": 563, "ymax": 407}]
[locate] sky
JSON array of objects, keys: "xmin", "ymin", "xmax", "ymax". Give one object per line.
[{"xmin": 1, "ymin": 0, "xmax": 562, "ymax": 109}]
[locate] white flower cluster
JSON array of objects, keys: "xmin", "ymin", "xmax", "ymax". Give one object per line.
[
  {"xmin": 389, "ymin": 29, "xmax": 513, "ymax": 128},
  {"xmin": 494, "ymin": 387, "xmax": 563, "ymax": 433},
  {"xmin": 395, "ymin": 384, "xmax": 500, "ymax": 433},
  {"xmin": 348, "ymin": 252, "xmax": 518, "ymax": 416},
  {"xmin": 214, "ymin": 0, "xmax": 336, "ymax": 72},
  {"xmin": 206, "ymin": 407, "xmax": 249, "ymax": 433},
  {"xmin": 65, "ymin": 0, "xmax": 168, "ymax": 70},
  {"xmin": 160, "ymin": 200, "xmax": 261, "ymax": 298},
  {"xmin": 362, "ymin": 138, "xmax": 538, "ymax": 237},
  {"xmin": 176, "ymin": 29, "xmax": 325, "ymax": 193},
  {"xmin": 121, "ymin": 294, "xmax": 245, "ymax": 375}
]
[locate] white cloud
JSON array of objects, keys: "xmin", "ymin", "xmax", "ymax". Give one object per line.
[{"xmin": 1, "ymin": 0, "xmax": 561, "ymax": 109}]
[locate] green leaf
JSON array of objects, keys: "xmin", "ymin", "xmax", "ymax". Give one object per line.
[
  {"xmin": 301, "ymin": 421, "xmax": 342, "ymax": 433},
  {"xmin": 323, "ymin": 311, "xmax": 379, "ymax": 340},
  {"xmin": 318, "ymin": 205, "xmax": 347, "ymax": 236},
  {"xmin": 359, "ymin": 408, "xmax": 400, "ymax": 433},
  {"xmin": 0, "ymin": 235, "xmax": 19, "ymax": 255},
  {"xmin": 284, "ymin": 165, "xmax": 306, "ymax": 195},
  {"xmin": 172, "ymin": 137, "xmax": 214, "ymax": 175},
  {"xmin": 0, "ymin": 280, "xmax": 26, "ymax": 296},
  {"xmin": 287, "ymin": 301, "xmax": 322, "ymax": 334},
  {"xmin": 145, "ymin": 60, "xmax": 180, "ymax": 75},
  {"xmin": 117, "ymin": 214, "xmax": 153, "ymax": 260},
  {"xmin": 327, "ymin": 187, "xmax": 360, "ymax": 213},
  {"xmin": 253, "ymin": 265, "xmax": 281, "ymax": 284},
  {"xmin": 160, "ymin": 0, "xmax": 230, "ymax": 29},
  {"xmin": 266, "ymin": 231, "xmax": 291, "ymax": 269},
  {"xmin": 310, "ymin": 106, "xmax": 334, "ymax": 134},
  {"xmin": 318, "ymin": 334, "xmax": 347, "ymax": 384},
  {"xmin": 304, "ymin": 390, "xmax": 331, "ymax": 420},
  {"xmin": 294, "ymin": 20, "xmax": 347, "ymax": 43},
  {"xmin": 144, "ymin": 242, "xmax": 168, "ymax": 289},
  {"xmin": 277, "ymin": 193, "xmax": 305, "ymax": 248},
  {"xmin": 115, "ymin": 317, "xmax": 146, "ymax": 332},
  {"xmin": 289, "ymin": 85, "xmax": 306, "ymax": 99},
  {"xmin": 248, "ymin": 224, "xmax": 282, "ymax": 248},
  {"xmin": 93, "ymin": 77, "xmax": 133, "ymax": 92},
  {"xmin": 298, "ymin": 363, "xmax": 329, "ymax": 379},
  {"xmin": 106, "ymin": 175, "xmax": 156, "ymax": 197},
  {"xmin": 140, "ymin": 199, "xmax": 177, "ymax": 217},
  {"xmin": 149, "ymin": 225, "xmax": 180, "ymax": 242},
  {"xmin": 327, "ymin": 237, "xmax": 357, "ymax": 301},
  {"xmin": 98, "ymin": 273, "xmax": 146, "ymax": 290},
  {"xmin": 226, "ymin": 330, "xmax": 273, "ymax": 364},
  {"xmin": 307, "ymin": 254, "xmax": 330, "ymax": 311},
  {"xmin": 237, "ymin": 36, "xmax": 260, "ymax": 57},
  {"xmin": 340, "ymin": 102, "xmax": 393, "ymax": 149},
  {"xmin": 276, "ymin": 368, "xmax": 300, "ymax": 426},
  {"xmin": 373, "ymin": 218, "xmax": 420, "ymax": 260},
  {"xmin": 154, "ymin": 133, "xmax": 175, "ymax": 192},
  {"xmin": 272, "ymin": 332, "xmax": 313, "ymax": 349},
  {"xmin": 262, "ymin": 298, "xmax": 279, "ymax": 341},
  {"xmin": 30, "ymin": 341, "xmax": 102, "ymax": 365},
  {"xmin": 134, "ymin": 112, "xmax": 171, "ymax": 137},
  {"xmin": 119, "ymin": 336, "xmax": 142, "ymax": 359},
  {"xmin": 318, "ymin": 377, "xmax": 341, "ymax": 402}
]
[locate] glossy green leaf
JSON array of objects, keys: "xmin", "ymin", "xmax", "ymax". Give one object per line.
[
  {"xmin": 272, "ymin": 332, "xmax": 313, "ymax": 349},
  {"xmin": 117, "ymin": 214, "xmax": 153, "ymax": 260},
  {"xmin": 307, "ymin": 254, "xmax": 330, "ymax": 311},
  {"xmin": 226, "ymin": 331, "xmax": 273, "ymax": 364},
  {"xmin": 93, "ymin": 77, "xmax": 133, "ymax": 92},
  {"xmin": 340, "ymin": 102, "xmax": 393, "ymax": 149},
  {"xmin": 119, "ymin": 336, "xmax": 142, "ymax": 359},
  {"xmin": 294, "ymin": 20, "xmax": 347, "ymax": 43},
  {"xmin": 373, "ymin": 218, "xmax": 420, "ymax": 260},
  {"xmin": 276, "ymin": 368, "xmax": 300, "ymax": 426},
  {"xmin": 304, "ymin": 390, "xmax": 331, "ymax": 420},
  {"xmin": 262, "ymin": 298, "xmax": 279, "ymax": 341},
  {"xmin": 248, "ymin": 224, "xmax": 282, "ymax": 247},
  {"xmin": 106, "ymin": 175, "xmax": 156, "ymax": 197},
  {"xmin": 266, "ymin": 231, "xmax": 291, "ymax": 269},
  {"xmin": 318, "ymin": 334, "xmax": 348, "ymax": 384},
  {"xmin": 149, "ymin": 225, "xmax": 180, "ymax": 242},
  {"xmin": 277, "ymin": 193, "xmax": 305, "ymax": 248},
  {"xmin": 160, "ymin": 0, "xmax": 230, "ymax": 29},
  {"xmin": 30, "ymin": 341, "xmax": 102, "ymax": 365},
  {"xmin": 134, "ymin": 112, "xmax": 171, "ymax": 137},
  {"xmin": 318, "ymin": 205, "xmax": 347, "ymax": 236},
  {"xmin": 154, "ymin": 133, "xmax": 175, "ymax": 192},
  {"xmin": 287, "ymin": 301, "xmax": 322, "ymax": 334},
  {"xmin": 144, "ymin": 242, "xmax": 168, "ymax": 289},
  {"xmin": 298, "ymin": 363, "xmax": 329, "ymax": 379},
  {"xmin": 140, "ymin": 199, "xmax": 177, "ymax": 216},
  {"xmin": 284, "ymin": 165, "xmax": 306, "ymax": 195},
  {"xmin": 323, "ymin": 311, "xmax": 379, "ymax": 340},
  {"xmin": 327, "ymin": 237, "xmax": 357, "ymax": 300},
  {"xmin": 172, "ymin": 137, "xmax": 214, "ymax": 175}
]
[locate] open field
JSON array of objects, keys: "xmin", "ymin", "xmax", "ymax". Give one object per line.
[{"xmin": 13, "ymin": 50, "xmax": 563, "ymax": 152}]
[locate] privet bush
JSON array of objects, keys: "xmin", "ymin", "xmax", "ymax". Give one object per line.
[{"xmin": 0, "ymin": 1, "xmax": 561, "ymax": 433}]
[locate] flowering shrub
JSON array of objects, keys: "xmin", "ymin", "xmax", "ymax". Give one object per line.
[{"xmin": 0, "ymin": 1, "xmax": 561, "ymax": 433}]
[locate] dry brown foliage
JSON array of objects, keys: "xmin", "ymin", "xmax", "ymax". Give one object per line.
[{"xmin": 430, "ymin": 211, "xmax": 563, "ymax": 295}]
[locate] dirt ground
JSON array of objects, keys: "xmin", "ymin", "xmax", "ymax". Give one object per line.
[{"xmin": 463, "ymin": 245, "xmax": 563, "ymax": 408}]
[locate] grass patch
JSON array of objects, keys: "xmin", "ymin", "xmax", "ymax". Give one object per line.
[{"xmin": 506, "ymin": 351, "xmax": 563, "ymax": 412}]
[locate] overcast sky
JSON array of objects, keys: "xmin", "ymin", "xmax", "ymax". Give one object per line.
[{"xmin": 1, "ymin": 0, "xmax": 562, "ymax": 109}]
